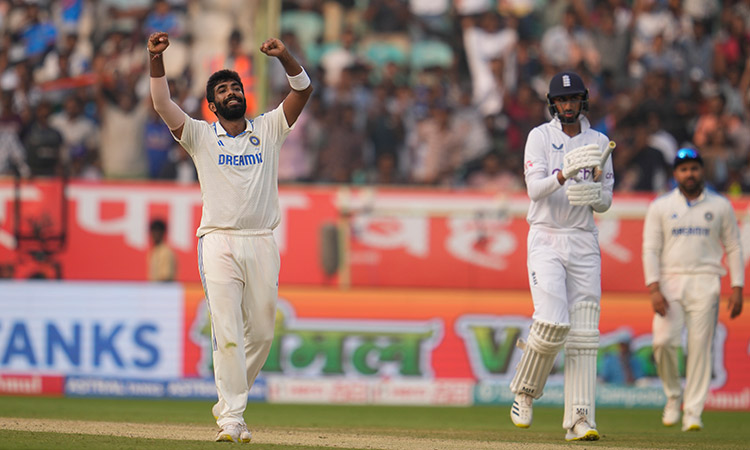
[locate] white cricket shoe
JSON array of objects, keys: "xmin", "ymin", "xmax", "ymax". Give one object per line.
[
  {"xmin": 216, "ymin": 422, "xmax": 251, "ymax": 443},
  {"xmin": 212, "ymin": 402, "xmax": 221, "ymax": 420},
  {"xmin": 662, "ymin": 396, "xmax": 681, "ymax": 426},
  {"xmin": 238, "ymin": 423, "xmax": 253, "ymax": 442},
  {"xmin": 682, "ymin": 415, "xmax": 703, "ymax": 432},
  {"xmin": 565, "ymin": 420, "xmax": 600, "ymax": 441},
  {"xmin": 510, "ymin": 393, "xmax": 533, "ymax": 428}
]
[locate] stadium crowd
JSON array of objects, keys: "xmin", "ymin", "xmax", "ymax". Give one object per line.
[{"xmin": 1, "ymin": 0, "xmax": 749, "ymax": 194}]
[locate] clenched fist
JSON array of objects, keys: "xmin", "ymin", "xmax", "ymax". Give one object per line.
[
  {"xmin": 147, "ymin": 32, "xmax": 170, "ymax": 55},
  {"xmin": 260, "ymin": 38, "xmax": 287, "ymax": 58}
]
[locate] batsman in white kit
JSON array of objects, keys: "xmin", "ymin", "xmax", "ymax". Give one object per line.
[
  {"xmin": 642, "ymin": 148, "xmax": 744, "ymax": 432},
  {"xmin": 147, "ymin": 31, "xmax": 312, "ymax": 443},
  {"xmin": 510, "ymin": 71, "xmax": 614, "ymax": 441}
]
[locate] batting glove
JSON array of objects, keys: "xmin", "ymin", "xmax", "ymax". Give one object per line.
[
  {"xmin": 562, "ymin": 144, "xmax": 601, "ymax": 180},
  {"xmin": 567, "ymin": 182, "xmax": 602, "ymax": 206}
]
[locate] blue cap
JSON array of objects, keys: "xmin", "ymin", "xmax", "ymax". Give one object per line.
[{"xmin": 673, "ymin": 148, "xmax": 703, "ymax": 168}]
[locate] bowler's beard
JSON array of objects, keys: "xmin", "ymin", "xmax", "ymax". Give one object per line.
[{"xmin": 214, "ymin": 96, "xmax": 246, "ymax": 120}]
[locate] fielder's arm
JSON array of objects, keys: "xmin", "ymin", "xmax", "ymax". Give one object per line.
[
  {"xmin": 147, "ymin": 31, "xmax": 186, "ymax": 139},
  {"xmin": 721, "ymin": 202, "xmax": 744, "ymax": 319}
]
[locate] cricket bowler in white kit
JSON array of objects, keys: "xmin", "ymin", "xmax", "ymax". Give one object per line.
[
  {"xmin": 642, "ymin": 148, "xmax": 744, "ymax": 432},
  {"xmin": 147, "ymin": 31, "xmax": 312, "ymax": 443},
  {"xmin": 509, "ymin": 72, "xmax": 614, "ymax": 441}
]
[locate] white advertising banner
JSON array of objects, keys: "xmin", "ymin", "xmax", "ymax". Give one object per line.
[{"xmin": 0, "ymin": 281, "xmax": 184, "ymax": 379}]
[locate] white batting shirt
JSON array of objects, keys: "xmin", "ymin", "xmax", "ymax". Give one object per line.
[
  {"xmin": 523, "ymin": 116, "xmax": 614, "ymax": 231},
  {"xmin": 174, "ymin": 104, "xmax": 292, "ymax": 236},
  {"xmin": 642, "ymin": 187, "xmax": 744, "ymax": 287}
]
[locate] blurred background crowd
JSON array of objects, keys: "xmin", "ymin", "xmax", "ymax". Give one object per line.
[{"xmin": 1, "ymin": 0, "xmax": 750, "ymax": 195}]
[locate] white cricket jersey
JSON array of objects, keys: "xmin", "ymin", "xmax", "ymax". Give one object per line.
[
  {"xmin": 523, "ymin": 116, "xmax": 614, "ymax": 231},
  {"xmin": 642, "ymin": 187, "xmax": 744, "ymax": 287},
  {"xmin": 175, "ymin": 104, "xmax": 293, "ymax": 236}
]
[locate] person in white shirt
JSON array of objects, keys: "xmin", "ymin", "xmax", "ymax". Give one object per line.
[
  {"xmin": 147, "ymin": 30, "xmax": 312, "ymax": 443},
  {"xmin": 509, "ymin": 71, "xmax": 614, "ymax": 441},
  {"xmin": 642, "ymin": 147, "xmax": 743, "ymax": 432}
]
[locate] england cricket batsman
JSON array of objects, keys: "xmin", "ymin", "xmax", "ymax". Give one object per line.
[{"xmin": 510, "ymin": 71, "xmax": 614, "ymax": 441}]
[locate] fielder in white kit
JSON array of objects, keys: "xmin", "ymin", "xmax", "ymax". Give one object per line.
[
  {"xmin": 147, "ymin": 31, "xmax": 312, "ymax": 443},
  {"xmin": 509, "ymin": 71, "xmax": 614, "ymax": 441},
  {"xmin": 642, "ymin": 148, "xmax": 744, "ymax": 432}
]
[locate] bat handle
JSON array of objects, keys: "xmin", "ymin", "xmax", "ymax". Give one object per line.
[{"xmin": 600, "ymin": 140, "xmax": 616, "ymax": 169}]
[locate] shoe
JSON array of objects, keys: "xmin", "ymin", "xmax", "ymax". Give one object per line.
[
  {"xmin": 216, "ymin": 422, "xmax": 251, "ymax": 443},
  {"xmin": 238, "ymin": 423, "xmax": 252, "ymax": 443},
  {"xmin": 212, "ymin": 402, "xmax": 220, "ymax": 420},
  {"xmin": 565, "ymin": 420, "xmax": 600, "ymax": 441},
  {"xmin": 662, "ymin": 396, "xmax": 681, "ymax": 426},
  {"xmin": 510, "ymin": 393, "xmax": 533, "ymax": 428},
  {"xmin": 682, "ymin": 415, "xmax": 703, "ymax": 432}
]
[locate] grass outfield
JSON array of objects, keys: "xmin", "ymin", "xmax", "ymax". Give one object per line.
[{"xmin": 1, "ymin": 397, "xmax": 749, "ymax": 449}]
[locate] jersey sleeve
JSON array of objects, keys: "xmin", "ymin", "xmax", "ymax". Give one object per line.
[
  {"xmin": 172, "ymin": 113, "xmax": 200, "ymax": 156},
  {"xmin": 259, "ymin": 102, "xmax": 294, "ymax": 148},
  {"xmin": 642, "ymin": 199, "xmax": 664, "ymax": 286},
  {"xmin": 523, "ymin": 127, "xmax": 548, "ymax": 179},
  {"xmin": 524, "ymin": 127, "xmax": 564, "ymax": 201}
]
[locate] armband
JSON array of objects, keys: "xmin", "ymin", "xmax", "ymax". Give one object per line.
[{"xmin": 286, "ymin": 68, "xmax": 311, "ymax": 91}]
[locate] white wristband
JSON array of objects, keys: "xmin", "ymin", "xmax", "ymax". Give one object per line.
[{"xmin": 287, "ymin": 68, "xmax": 311, "ymax": 91}]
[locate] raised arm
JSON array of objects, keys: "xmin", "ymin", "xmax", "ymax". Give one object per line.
[
  {"xmin": 147, "ymin": 31, "xmax": 186, "ymax": 139},
  {"xmin": 260, "ymin": 38, "xmax": 313, "ymax": 127}
]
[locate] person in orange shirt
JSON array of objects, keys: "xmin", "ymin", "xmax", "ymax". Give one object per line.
[{"xmin": 201, "ymin": 29, "xmax": 256, "ymax": 121}]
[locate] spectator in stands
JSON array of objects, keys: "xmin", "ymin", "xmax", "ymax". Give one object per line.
[
  {"xmin": 314, "ymin": 102, "xmax": 365, "ymax": 183},
  {"xmin": 147, "ymin": 218, "xmax": 177, "ymax": 282},
  {"xmin": 615, "ymin": 120, "xmax": 669, "ymax": 192},
  {"xmin": 49, "ymin": 93, "xmax": 98, "ymax": 174},
  {"xmin": 96, "ymin": 76, "xmax": 148, "ymax": 179},
  {"xmin": 592, "ymin": 8, "xmax": 630, "ymax": 90},
  {"xmin": 408, "ymin": 0, "xmax": 452, "ymax": 40},
  {"xmin": 466, "ymin": 151, "xmax": 522, "ymax": 192},
  {"xmin": 461, "ymin": 12, "xmax": 517, "ymax": 118},
  {"xmin": 34, "ymin": 31, "xmax": 90, "ymax": 85},
  {"xmin": 407, "ymin": 103, "xmax": 464, "ymax": 185},
  {"xmin": 4, "ymin": 0, "xmax": 750, "ymax": 194},
  {"xmin": 17, "ymin": 2, "xmax": 57, "ymax": 66},
  {"xmin": 22, "ymin": 100, "xmax": 63, "ymax": 177},
  {"xmin": 540, "ymin": 7, "xmax": 598, "ymax": 72},
  {"xmin": 0, "ymin": 123, "xmax": 30, "ymax": 177},
  {"xmin": 144, "ymin": 0, "xmax": 184, "ymax": 38},
  {"xmin": 678, "ymin": 18, "xmax": 713, "ymax": 82},
  {"xmin": 201, "ymin": 29, "xmax": 255, "ymax": 120},
  {"xmin": 144, "ymin": 99, "xmax": 175, "ymax": 179},
  {"xmin": 320, "ymin": 27, "xmax": 360, "ymax": 88}
]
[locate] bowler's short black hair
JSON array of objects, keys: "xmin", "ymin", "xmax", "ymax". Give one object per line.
[{"xmin": 206, "ymin": 69, "xmax": 244, "ymax": 104}]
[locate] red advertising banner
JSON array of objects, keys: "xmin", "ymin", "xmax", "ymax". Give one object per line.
[
  {"xmin": 2, "ymin": 179, "xmax": 750, "ymax": 293},
  {"xmin": 176, "ymin": 287, "xmax": 744, "ymax": 408},
  {"xmin": 0, "ymin": 374, "xmax": 65, "ymax": 396}
]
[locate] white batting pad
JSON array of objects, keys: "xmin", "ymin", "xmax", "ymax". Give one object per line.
[
  {"xmin": 510, "ymin": 320, "xmax": 570, "ymax": 399},
  {"xmin": 563, "ymin": 301, "xmax": 600, "ymax": 430},
  {"xmin": 566, "ymin": 182, "xmax": 602, "ymax": 206},
  {"xmin": 563, "ymin": 144, "xmax": 601, "ymax": 179}
]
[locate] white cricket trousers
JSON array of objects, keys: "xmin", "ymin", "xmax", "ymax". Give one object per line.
[
  {"xmin": 526, "ymin": 227, "xmax": 602, "ymax": 324},
  {"xmin": 652, "ymin": 273, "xmax": 720, "ymax": 419},
  {"xmin": 199, "ymin": 230, "xmax": 280, "ymax": 428}
]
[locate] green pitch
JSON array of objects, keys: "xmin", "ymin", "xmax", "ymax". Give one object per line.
[{"xmin": 0, "ymin": 396, "xmax": 748, "ymax": 449}]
